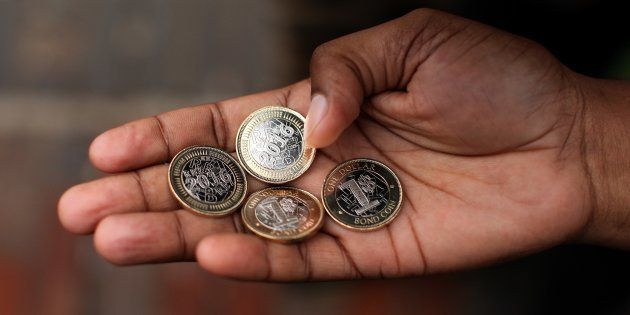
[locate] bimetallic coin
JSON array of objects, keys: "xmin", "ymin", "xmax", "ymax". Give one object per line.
[
  {"xmin": 236, "ymin": 106, "xmax": 315, "ymax": 184},
  {"xmin": 241, "ymin": 187, "xmax": 324, "ymax": 242},
  {"xmin": 322, "ymin": 159, "xmax": 403, "ymax": 231},
  {"xmin": 169, "ymin": 146, "xmax": 247, "ymax": 216}
]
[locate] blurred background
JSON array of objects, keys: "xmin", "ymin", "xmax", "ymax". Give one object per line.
[{"xmin": 1, "ymin": 0, "xmax": 629, "ymax": 314}]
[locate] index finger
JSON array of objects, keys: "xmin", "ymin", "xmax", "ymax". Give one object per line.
[{"xmin": 89, "ymin": 81, "xmax": 310, "ymax": 173}]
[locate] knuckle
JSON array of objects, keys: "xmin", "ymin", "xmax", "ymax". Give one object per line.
[
  {"xmin": 408, "ymin": 8, "xmax": 438, "ymax": 19},
  {"xmin": 311, "ymin": 42, "xmax": 334, "ymax": 62}
]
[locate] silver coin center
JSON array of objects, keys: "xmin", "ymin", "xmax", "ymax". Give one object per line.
[
  {"xmin": 249, "ymin": 118, "xmax": 302, "ymax": 170},
  {"xmin": 181, "ymin": 156, "xmax": 236, "ymax": 204},
  {"xmin": 255, "ymin": 196, "xmax": 309, "ymax": 230},
  {"xmin": 335, "ymin": 170, "xmax": 390, "ymax": 217}
]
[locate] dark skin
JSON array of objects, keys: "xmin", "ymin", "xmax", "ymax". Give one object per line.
[{"xmin": 58, "ymin": 9, "xmax": 630, "ymax": 280}]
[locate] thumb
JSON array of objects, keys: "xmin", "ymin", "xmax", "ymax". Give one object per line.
[
  {"xmin": 303, "ymin": 8, "xmax": 459, "ymax": 148},
  {"xmin": 304, "ymin": 46, "xmax": 365, "ymax": 148}
]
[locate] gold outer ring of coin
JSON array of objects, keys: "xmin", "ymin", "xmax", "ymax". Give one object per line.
[
  {"xmin": 168, "ymin": 145, "xmax": 247, "ymax": 217},
  {"xmin": 235, "ymin": 106, "xmax": 316, "ymax": 184},
  {"xmin": 321, "ymin": 158, "xmax": 403, "ymax": 231},
  {"xmin": 241, "ymin": 187, "xmax": 324, "ymax": 243}
]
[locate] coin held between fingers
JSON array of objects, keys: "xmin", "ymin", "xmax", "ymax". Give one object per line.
[{"xmin": 236, "ymin": 106, "xmax": 316, "ymax": 184}]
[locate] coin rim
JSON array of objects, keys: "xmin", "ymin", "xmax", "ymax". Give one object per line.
[
  {"xmin": 241, "ymin": 187, "xmax": 324, "ymax": 243},
  {"xmin": 235, "ymin": 106, "xmax": 316, "ymax": 184},
  {"xmin": 321, "ymin": 158, "xmax": 403, "ymax": 231},
  {"xmin": 168, "ymin": 145, "xmax": 247, "ymax": 217}
]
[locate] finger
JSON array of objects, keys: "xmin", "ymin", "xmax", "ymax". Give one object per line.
[
  {"xmin": 305, "ymin": 9, "xmax": 466, "ymax": 148},
  {"xmin": 94, "ymin": 210, "xmax": 240, "ymax": 265},
  {"xmin": 196, "ymin": 233, "xmax": 360, "ymax": 281},
  {"xmin": 58, "ymin": 161, "xmax": 268, "ymax": 235},
  {"xmin": 89, "ymin": 82, "xmax": 309, "ymax": 173},
  {"xmin": 58, "ymin": 164, "xmax": 173, "ymax": 234}
]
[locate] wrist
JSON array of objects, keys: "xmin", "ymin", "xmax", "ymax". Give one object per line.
[{"xmin": 580, "ymin": 76, "xmax": 630, "ymax": 249}]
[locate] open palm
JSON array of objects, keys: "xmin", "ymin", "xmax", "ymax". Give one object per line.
[{"xmin": 59, "ymin": 9, "xmax": 592, "ymax": 280}]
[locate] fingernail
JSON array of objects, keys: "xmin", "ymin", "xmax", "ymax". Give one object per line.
[{"xmin": 305, "ymin": 94, "xmax": 328, "ymax": 147}]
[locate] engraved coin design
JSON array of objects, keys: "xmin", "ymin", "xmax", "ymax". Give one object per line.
[
  {"xmin": 182, "ymin": 156, "xmax": 235, "ymax": 203},
  {"xmin": 322, "ymin": 159, "xmax": 403, "ymax": 231},
  {"xmin": 236, "ymin": 106, "xmax": 315, "ymax": 184},
  {"xmin": 242, "ymin": 187, "xmax": 324, "ymax": 242},
  {"xmin": 250, "ymin": 118, "xmax": 302, "ymax": 170},
  {"xmin": 255, "ymin": 195, "xmax": 309, "ymax": 230},
  {"xmin": 169, "ymin": 146, "xmax": 247, "ymax": 216}
]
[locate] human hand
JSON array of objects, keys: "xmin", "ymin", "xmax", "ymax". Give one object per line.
[{"xmin": 59, "ymin": 9, "xmax": 621, "ymax": 280}]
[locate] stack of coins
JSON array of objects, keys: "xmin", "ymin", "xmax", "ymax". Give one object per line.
[{"xmin": 168, "ymin": 106, "xmax": 403, "ymax": 243}]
